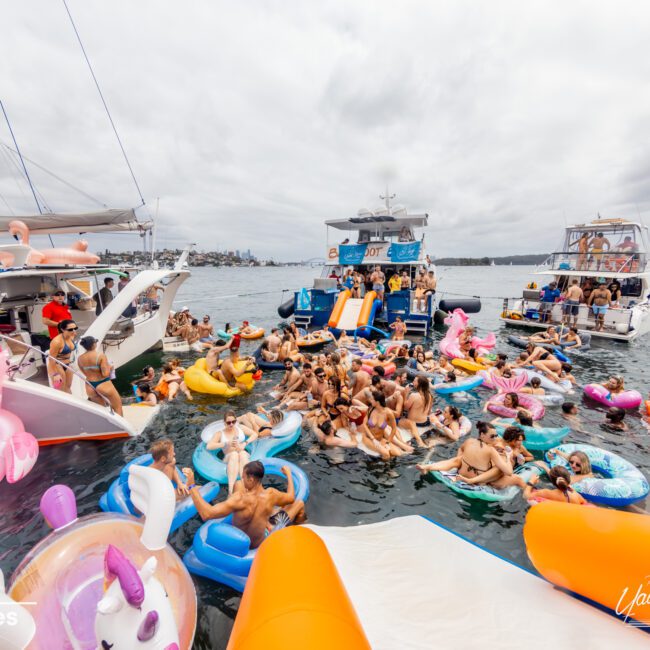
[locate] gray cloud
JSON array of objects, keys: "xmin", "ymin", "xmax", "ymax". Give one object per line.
[{"xmin": 1, "ymin": 0, "xmax": 650, "ymax": 261}]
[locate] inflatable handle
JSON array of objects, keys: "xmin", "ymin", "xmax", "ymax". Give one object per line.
[
  {"xmin": 352, "ymin": 324, "xmax": 389, "ymax": 341},
  {"xmin": 228, "ymin": 526, "xmax": 370, "ymax": 649},
  {"xmin": 40, "ymin": 484, "xmax": 78, "ymax": 530},
  {"xmin": 128, "ymin": 465, "xmax": 176, "ymax": 551}
]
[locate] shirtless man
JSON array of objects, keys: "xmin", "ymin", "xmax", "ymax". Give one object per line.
[
  {"xmin": 589, "ymin": 231, "xmax": 611, "ymax": 271},
  {"xmin": 310, "ymin": 366, "xmax": 328, "ymax": 404},
  {"xmin": 275, "ymin": 358, "xmax": 301, "ymax": 396},
  {"xmin": 150, "ymin": 439, "xmax": 189, "ymax": 499},
  {"xmin": 197, "ymin": 315, "xmax": 215, "ymax": 341},
  {"xmin": 221, "ymin": 347, "xmax": 257, "ymax": 392},
  {"xmin": 562, "ymin": 279, "xmax": 583, "ymax": 327},
  {"xmin": 183, "ymin": 462, "xmax": 305, "ymax": 550},
  {"xmin": 386, "ymin": 369, "xmax": 409, "ymax": 418},
  {"xmin": 205, "ymin": 338, "xmax": 234, "ymax": 380},
  {"xmin": 569, "ymin": 232, "xmax": 591, "ymax": 271},
  {"xmin": 267, "ymin": 328, "xmax": 282, "ymax": 355},
  {"xmin": 370, "ymin": 265, "xmax": 386, "ymax": 302},
  {"xmin": 423, "ymin": 271, "xmax": 437, "ymax": 309},
  {"xmin": 588, "ymin": 282, "xmax": 612, "ymax": 332},
  {"xmin": 414, "ymin": 270, "xmax": 427, "ymax": 311},
  {"xmin": 349, "ymin": 358, "xmax": 371, "ymax": 396},
  {"xmin": 280, "ymin": 362, "xmax": 315, "ymax": 408}
]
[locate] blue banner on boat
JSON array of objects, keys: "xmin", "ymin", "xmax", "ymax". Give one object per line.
[
  {"xmin": 389, "ymin": 241, "xmax": 421, "ymax": 263},
  {"xmin": 339, "ymin": 244, "xmax": 367, "ymax": 264},
  {"xmin": 298, "ymin": 288, "xmax": 311, "ymax": 310}
]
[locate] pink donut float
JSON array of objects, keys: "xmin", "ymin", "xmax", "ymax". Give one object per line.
[
  {"xmin": 487, "ymin": 393, "xmax": 545, "ymax": 420},
  {"xmin": 583, "ymin": 383, "xmax": 642, "ymax": 410},
  {"xmin": 361, "ymin": 362, "xmax": 396, "ymax": 378}
]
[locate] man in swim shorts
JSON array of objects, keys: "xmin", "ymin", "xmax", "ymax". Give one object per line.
[
  {"xmin": 183, "ymin": 461, "xmax": 305, "ymax": 549},
  {"xmin": 589, "ymin": 231, "xmax": 611, "ymax": 271},
  {"xmin": 562, "ymin": 279, "xmax": 583, "ymax": 327},
  {"xmin": 587, "ymin": 282, "xmax": 612, "ymax": 331},
  {"xmin": 150, "ymin": 439, "xmax": 189, "ymax": 499},
  {"xmin": 370, "ymin": 265, "xmax": 386, "ymax": 302}
]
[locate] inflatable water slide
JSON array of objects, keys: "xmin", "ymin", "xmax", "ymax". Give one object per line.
[{"xmin": 327, "ymin": 290, "xmax": 381, "ymax": 336}]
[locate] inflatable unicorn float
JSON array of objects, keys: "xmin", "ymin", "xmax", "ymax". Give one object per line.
[
  {"xmin": 0, "ymin": 220, "xmax": 100, "ymax": 267},
  {"xmin": 0, "ymin": 350, "xmax": 38, "ymax": 484},
  {"xmin": 4, "ymin": 465, "xmax": 197, "ymax": 649},
  {"xmin": 439, "ymin": 308, "xmax": 496, "ymax": 359}
]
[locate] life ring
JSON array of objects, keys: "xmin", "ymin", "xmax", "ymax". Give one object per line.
[
  {"xmin": 487, "ymin": 394, "xmax": 545, "ymax": 421},
  {"xmin": 583, "ymin": 383, "xmax": 642, "ymax": 410},
  {"xmin": 240, "ymin": 327, "xmax": 265, "ymax": 340},
  {"xmin": 546, "ymin": 443, "xmax": 649, "ymax": 506},
  {"xmin": 184, "ymin": 358, "xmax": 256, "ymax": 397}
]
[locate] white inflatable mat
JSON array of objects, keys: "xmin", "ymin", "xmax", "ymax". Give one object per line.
[{"xmin": 306, "ymin": 516, "xmax": 649, "ymax": 649}]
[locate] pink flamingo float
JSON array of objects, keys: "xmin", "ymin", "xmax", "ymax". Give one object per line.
[
  {"xmin": 439, "ymin": 308, "xmax": 497, "ymax": 359},
  {"xmin": 0, "ymin": 350, "xmax": 38, "ymax": 483},
  {"xmin": 8, "ymin": 220, "xmax": 99, "ymax": 266}
]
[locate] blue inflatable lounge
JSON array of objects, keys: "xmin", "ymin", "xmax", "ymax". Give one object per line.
[
  {"xmin": 99, "ymin": 454, "xmax": 221, "ymax": 533},
  {"xmin": 193, "ymin": 410, "xmax": 302, "ymax": 483},
  {"xmin": 433, "ymin": 375, "xmax": 484, "ymax": 395},
  {"xmin": 253, "ymin": 345, "xmax": 298, "ymax": 371},
  {"xmin": 183, "ymin": 458, "xmax": 310, "ymax": 591},
  {"xmin": 492, "ymin": 420, "xmax": 570, "ymax": 451},
  {"xmin": 546, "ymin": 443, "xmax": 649, "ymax": 507}
]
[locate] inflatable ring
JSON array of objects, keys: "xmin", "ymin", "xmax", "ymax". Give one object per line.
[
  {"xmin": 487, "ymin": 394, "xmax": 545, "ymax": 421},
  {"xmin": 296, "ymin": 333, "xmax": 334, "ymax": 349},
  {"xmin": 433, "ymin": 375, "xmax": 484, "ymax": 395},
  {"xmin": 184, "ymin": 357, "xmax": 256, "ymax": 397},
  {"xmin": 99, "ymin": 454, "xmax": 221, "ymax": 532},
  {"xmin": 183, "ymin": 458, "xmax": 309, "ymax": 591},
  {"xmin": 451, "ymin": 358, "xmax": 487, "ymax": 374},
  {"xmin": 193, "ymin": 411, "xmax": 302, "ymax": 483},
  {"xmin": 492, "ymin": 420, "xmax": 570, "ymax": 450},
  {"xmin": 240, "ymin": 327, "xmax": 265, "ymax": 340},
  {"xmin": 429, "ymin": 463, "xmax": 543, "ymax": 502},
  {"xmin": 546, "ymin": 443, "xmax": 649, "ymax": 506},
  {"xmin": 583, "ymin": 383, "xmax": 642, "ymax": 410}
]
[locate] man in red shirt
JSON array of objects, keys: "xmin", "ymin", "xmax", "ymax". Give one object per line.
[{"xmin": 42, "ymin": 290, "xmax": 72, "ymax": 339}]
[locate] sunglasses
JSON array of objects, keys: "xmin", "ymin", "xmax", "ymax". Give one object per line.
[
  {"xmin": 65, "ymin": 327, "xmax": 79, "ymax": 332},
  {"xmin": 54, "ymin": 293, "xmax": 65, "ymax": 297},
  {"xmin": 487, "ymin": 433, "xmax": 498, "ymax": 439},
  {"xmin": 225, "ymin": 419, "xmax": 236, "ymax": 425},
  {"xmin": 569, "ymin": 461, "xmax": 582, "ymax": 468}
]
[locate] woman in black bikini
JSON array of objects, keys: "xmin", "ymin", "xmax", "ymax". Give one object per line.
[
  {"xmin": 359, "ymin": 390, "xmax": 410, "ymax": 459},
  {"xmin": 401, "ymin": 375, "xmax": 434, "ymax": 448},
  {"xmin": 47, "ymin": 319, "xmax": 78, "ymax": 393}
]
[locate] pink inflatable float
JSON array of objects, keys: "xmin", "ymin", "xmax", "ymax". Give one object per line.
[
  {"xmin": 0, "ymin": 350, "xmax": 38, "ymax": 483},
  {"xmin": 9, "ymin": 220, "xmax": 100, "ymax": 265},
  {"xmin": 486, "ymin": 374, "xmax": 546, "ymax": 420},
  {"xmin": 439, "ymin": 308, "xmax": 497, "ymax": 359},
  {"xmin": 583, "ymin": 383, "xmax": 642, "ymax": 410}
]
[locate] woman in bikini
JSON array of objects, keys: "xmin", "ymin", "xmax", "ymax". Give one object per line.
[
  {"xmin": 417, "ymin": 422, "xmax": 520, "ymax": 489},
  {"xmin": 238, "ymin": 407, "xmax": 284, "ymax": 438},
  {"xmin": 389, "ymin": 316, "xmax": 407, "ymax": 341},
  {"xmin": 401, "ymin": 374, "xmax": 434, "ymax": 448},
  {"xmin": 47, "ymin": 319, "xmax": 79, "ymax": 393},
  {"xmin": 155, "ymin": 363, "xmax": 193, "ymax": 401},
  {"xmin": 359, "ymin": 391, "xmax": 411, "ymax": 460},
  {"xmin": 77, "ymin": 336, "xmax": 123, "ymax": 415},
  {"xmin": 206, "ymin": 410, "xmax": 258, "ymax": 494},
  {"xmin": 523, "ymin": 466, "xmax": 587, "ymax": 504},
  {"xmin": 330, "ymin": 397, "xmax": 368, "ymax": 432}
]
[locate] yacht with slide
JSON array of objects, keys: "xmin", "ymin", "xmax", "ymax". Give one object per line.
[
  {"xmin": 500, "ymin": 217, "xmax": 650, "ymax": 341},
  {"xmin": 278, "ymin": 194, "xmax": 479, "ymax": 336},
  {"xmin": 0, "ymin": 209, "xmax": 190, "ymax": 443}
]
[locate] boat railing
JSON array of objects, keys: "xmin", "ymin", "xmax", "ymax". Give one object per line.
[
  {"xmin": 542, "ymin": 250, "xmax": 645, "ymax": 274},
  {"xmin": 0, "ymin": 334, "xmax": 114, "ymax": 412}
]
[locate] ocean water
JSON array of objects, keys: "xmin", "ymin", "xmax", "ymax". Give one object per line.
[{"xmin": 0, "ymin": 265, "xmax": 648, "ymax": 649}]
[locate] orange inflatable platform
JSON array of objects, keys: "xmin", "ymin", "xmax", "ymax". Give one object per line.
[
  {"xmin": 524, "ymin": 501, "xmax": 650, "ymax": 627},
  {"xmin": 227, "ymin": 526, "xmax": 370, "ymax": 649}
]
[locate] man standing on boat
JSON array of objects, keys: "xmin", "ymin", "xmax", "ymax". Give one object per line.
[
  {"xmin": 93, "ymin": 277, "xmax": 115, "ymax": 315},
  {"xmin": 588, "ymin": 282, "xmax": 612, "ymax": 332},
  {"xmin": 41, "ymin": 290, "xmax": 72, "ymax": 339},
  {"xmin": 370, "ymin": 265, "xmax": 386, "ymax": 303}
]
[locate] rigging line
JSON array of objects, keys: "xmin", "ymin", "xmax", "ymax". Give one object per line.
[
  {"xmin": 0, "ymin": 100, "xmax": 55, "ymax": 245},
  {"xmin": 1, "ymin": 146, "xmax": 54, "ymax": 214},
  {"xmin": 0, "ymin": 141, "xmax": 107, "ymax": 208},
  {"xmin": 0, "ymin": 146, "xmax": 30, "ymax": 202},
  {"xmin": 61, "ymin": 0, "xmax": 146, "ymax": 207},
  {"xmin": 0, "ymin": 190, "xmax": 14, "ymax": 215}
]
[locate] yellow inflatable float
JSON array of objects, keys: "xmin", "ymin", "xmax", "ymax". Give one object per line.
[
  {"xmin": 184, "ymin": 358, "xmax": 257, "ymax": 397},
  {"xmin": 451, "ymin": 358, "xmax": 488, "ymax": 374},
  {"xmin": 228, "ymin": 526, "xmax": 370, "ymax": 649},
  {"xmin": 524, "ymin": 501, "xmax": 650, "ymax": 627}
]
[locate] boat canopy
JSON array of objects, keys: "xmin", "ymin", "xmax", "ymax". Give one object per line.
[
  {"xmin": 0, "ymin": 209, "xmax": 152, "ymax": 235},
  {"xmin": 326, "ymin": 214, "xmax": 428, "ymax": 235}
]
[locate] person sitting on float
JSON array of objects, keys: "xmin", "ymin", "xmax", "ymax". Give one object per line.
[
  {"xmin": 545, "ymin": 449, "xmax": 594, "ymax": 483},
  {"xmin": 484, "ymin": 391, "xmax": 533, "ymax": 419},
  {"xmin": 529, "ymin": 326, "xmax": 560, "ymax": 345},
  {"xmin": 523, "ymin": 466, "xmax": 587, "ymax": 505}
]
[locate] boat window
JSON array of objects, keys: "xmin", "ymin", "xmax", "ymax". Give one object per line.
[
  {"xmin": 358, "ymin": 230, "xmax": 370, "ymax": 243},
  {"xmin": 620, "ymin": 277, "xmax": 642, "ymax": 297}
]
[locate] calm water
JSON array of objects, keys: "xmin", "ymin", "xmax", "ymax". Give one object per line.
[{"xmin": 1, "ymin": 265, "xmax": 649, "ymax": 649}]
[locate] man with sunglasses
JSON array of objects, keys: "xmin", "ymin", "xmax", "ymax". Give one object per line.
[{"xmin": 42, "ymin": 290, "xmax": 72, "ymax": 339}]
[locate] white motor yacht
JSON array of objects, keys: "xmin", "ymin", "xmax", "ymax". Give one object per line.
[
  {"xmin": 500, "ymin": 217, "xmax": 650, "ymax": 341},
  {"xmin": 0, "ymin": 210, "xmax": 190, "ymax": 444}
]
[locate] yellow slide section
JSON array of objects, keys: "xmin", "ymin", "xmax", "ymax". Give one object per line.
[{"xmin": 228, "ymin": 526, "xmax": 370, "ymax": 649}]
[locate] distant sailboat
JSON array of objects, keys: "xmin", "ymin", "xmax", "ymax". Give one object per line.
[{"xmin": 490, "ymin": 260, "xmax": 496, "ymax": 266}]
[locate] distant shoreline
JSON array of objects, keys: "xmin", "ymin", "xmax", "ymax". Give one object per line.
[{"xmin": 433, "ymin": 254, "xmax": 548, "ymax": 266}]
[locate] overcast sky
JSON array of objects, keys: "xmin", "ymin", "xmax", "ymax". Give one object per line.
[{"xmin": 1, "ymin": 1, "xmax": 649, "ymax": 260}]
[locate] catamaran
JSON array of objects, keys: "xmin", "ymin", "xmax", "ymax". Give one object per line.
[
  {"xmin": 0, "ymin": 209, "xmax": 190, "ymax": 444},
  {"xmin": 500, "ymin": 217, "xmax": 650, "ymax": 341}
]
